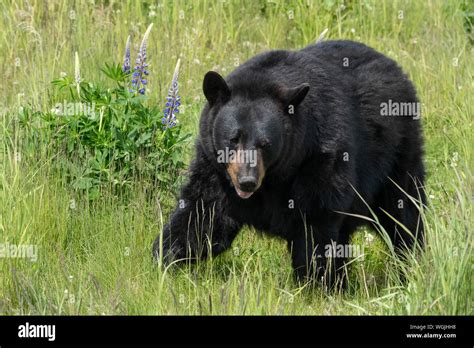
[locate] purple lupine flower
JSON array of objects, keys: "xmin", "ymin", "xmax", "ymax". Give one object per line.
[
  {"xmin": 131, "ymin": 24, "xmax": 153, "ymax": 95},
  {"xmin": 162, "ymin": 59, "xmax": 181, "ymax": 129},
  {"xmin": 122, "ymin": 35, "xmax": 131, "ymax": 74}
]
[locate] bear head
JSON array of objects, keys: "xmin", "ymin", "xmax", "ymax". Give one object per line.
[{"xmin": 200, "ymin": 71, "xmax": 309, "ymax": 199}]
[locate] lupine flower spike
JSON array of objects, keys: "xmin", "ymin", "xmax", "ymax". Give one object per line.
[
  {"xmin": 132, "ymin": 23, "xmax": 153, "ymax": 95},
  {"xmin": 74, "ymin": 51, "xmax": 81, "ymax": 97},
  {"xmin": 162, "ymin": 59, "xmax": 181, "ymax": 129},
  {"xmin": 122, "ymin": 35, "xmax": 131, "ymax": 74}
]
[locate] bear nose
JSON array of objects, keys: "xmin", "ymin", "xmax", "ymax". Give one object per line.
[{"xmin": 238, "ymin": 176, "xmax": 257, "ymax": 192}]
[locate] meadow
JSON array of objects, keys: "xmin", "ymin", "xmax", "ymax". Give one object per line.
[{"xmin": 0, "ymin": 0, "xmax": 472, "ymax": 315}]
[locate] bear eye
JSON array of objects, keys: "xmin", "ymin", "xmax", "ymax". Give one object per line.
[{"xmin": 229, "ymin": 133, "xmax": 240, "ymax": 145}]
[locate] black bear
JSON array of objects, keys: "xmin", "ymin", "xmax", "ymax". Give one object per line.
[{"xmin": 153, "ymin": 40, "xmax": 425, "ymax": 288}]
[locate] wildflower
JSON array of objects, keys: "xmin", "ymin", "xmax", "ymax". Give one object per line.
[
  {"xmin": 364, "ymin": 231, "xmax": 374, "ymax": 243},
  {"xmin": 162, "ymin": 59, "xmax": 181, "ymax": 129},
  {"xmin": 122, "ymin": 35, "xmax": 131, "ymax": 74},
  {"xmin": 450, "ymin": 151, "xmax": 459, "ymax": 168},
  {"xmin": 131, "ymin": 23, "xmax": 153, "ymax": 95}
]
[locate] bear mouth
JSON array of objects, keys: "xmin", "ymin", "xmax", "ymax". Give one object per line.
[{"xmin": 235, "ymin": 186, "xmax": 254, "ymax": 199}]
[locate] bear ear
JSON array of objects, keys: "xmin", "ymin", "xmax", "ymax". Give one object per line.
[
  {"xmin": 203, "ymin": 71, "xmax": 231, "ymax": 105},
  {"xmin": 280, "ymin": 83, "xmax": 310, "ymax": 111}
]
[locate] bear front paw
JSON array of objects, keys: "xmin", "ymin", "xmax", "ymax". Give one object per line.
[{"xmin": 152, "ymin": 232, "xmax": 186, "ymax": 266}]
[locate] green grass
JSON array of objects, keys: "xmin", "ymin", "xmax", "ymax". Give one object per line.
[{"xmin": 0, "ymin": 0, "xmax": 472, "ymax": 315}]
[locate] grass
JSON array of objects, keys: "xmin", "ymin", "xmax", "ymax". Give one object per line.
[{"xmin": 0, "ymin": 0, "xmax": 472, "ymax": 315}]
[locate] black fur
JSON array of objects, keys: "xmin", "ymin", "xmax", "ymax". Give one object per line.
[{"xmin": 152, "ymin": 40, "xmax": 425, "ymax": 288}]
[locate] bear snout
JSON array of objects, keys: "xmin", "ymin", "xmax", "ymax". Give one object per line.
[{"xmin": 237, "ymin": 175, "xmax": 258, "ymax": 192}]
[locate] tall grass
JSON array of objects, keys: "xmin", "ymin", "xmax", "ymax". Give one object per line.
[{"xmin": 0, "ymin": 0, "xmax": 472, "ymax": 314}]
